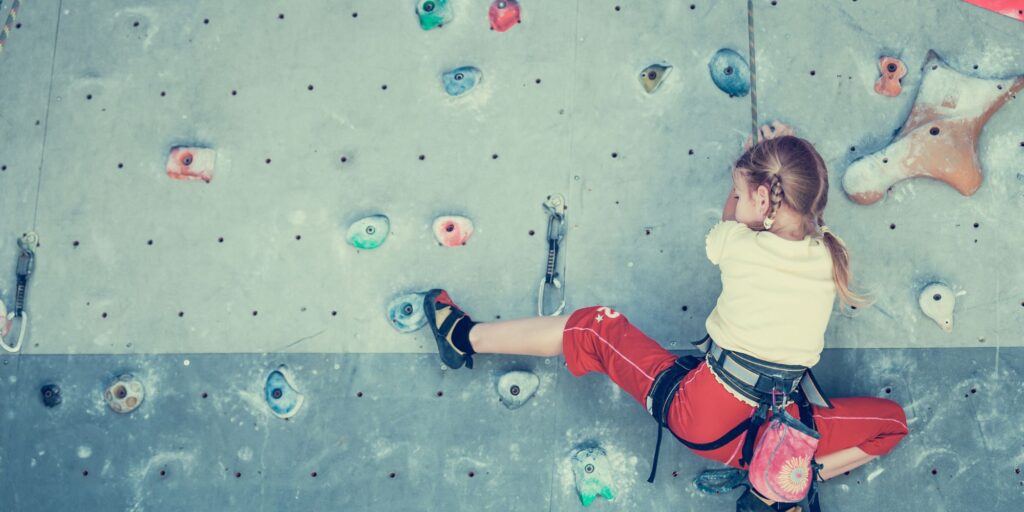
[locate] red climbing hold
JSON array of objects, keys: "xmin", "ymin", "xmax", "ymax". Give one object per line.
[
  {"xmin": 961, "ymin": 0, "xmax": 1024, "ymax": 22},
  {"xmin": 166, "ymin": 146, "xmax": 216, "ymax": 183},
  {"xmin": 874, "ymin": 56, "xmax": 906, "ymax": 97},
  {"xmin": 432, "ymin": 215, "xmax": 474, "ymax": 246},
  {"xmin": 489, "ymin": 0, "xmax": 521, "ymax": 32}
]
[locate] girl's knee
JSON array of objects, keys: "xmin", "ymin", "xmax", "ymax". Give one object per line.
[{"xmin": 878, "ymin": 397, "xmax": 910, "ymax": 435}]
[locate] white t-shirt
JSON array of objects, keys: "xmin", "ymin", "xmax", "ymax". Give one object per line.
[{"xmin": 704, "ymin": 220, "xmax": 836, "ymax": 367}]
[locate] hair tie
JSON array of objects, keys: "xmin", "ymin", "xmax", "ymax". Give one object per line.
[{"xmin": 819, "ymin": 225, "xmax": 831, "ymax": 236}]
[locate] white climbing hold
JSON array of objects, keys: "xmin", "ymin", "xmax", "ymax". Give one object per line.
[
  {"xmin": 105, "ymin": 374, "xmax": 145, "ymax": 414},
  {"xmin": 918, "ymin": 282, "xmax": 958, "ymax": 333},
  {"xmin": 496, "ymin": 371, "xmax": 540, "ymax": 410}
]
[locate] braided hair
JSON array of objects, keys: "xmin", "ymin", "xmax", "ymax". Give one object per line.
[{"xmin": 762, "ymin": 171, "xmax": 784, "ymax": 230}]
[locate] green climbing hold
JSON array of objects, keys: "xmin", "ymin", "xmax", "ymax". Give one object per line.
[
  {"xmin": 416, "ymin": 0, "xmax": 453, "ymax": 31},
  {"xmin": 572, "ymin": 447, "xmax": 616, "ymax": 506}
]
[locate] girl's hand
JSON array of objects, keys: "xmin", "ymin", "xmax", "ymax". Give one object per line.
[
  {"xmin": 742, "ymin": 121, "xmax": 795, "ymax": 151},
  {"xmin": 723, "ymin": 187, "xmax": 738, "ymax": 221}
]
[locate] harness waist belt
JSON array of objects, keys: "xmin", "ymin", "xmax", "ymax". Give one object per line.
[{"xmin": 694, "ymin": 335, "xmax": 832, "ymax": 409}]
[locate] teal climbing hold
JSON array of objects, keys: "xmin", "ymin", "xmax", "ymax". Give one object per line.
[
  {"xmin": 387, "ymin": 292, "xmax": 428, "ymax": 333},
  {"xmin": 265, "ymin": 365, "xmax": 304, "ymax": 419},
  {"xmin": 694, "ymin": 468, "xmax": 748, "ymax": 495},
  {"xmin": 572, "ymin": 447, "xmax": 616, "ymax": 506},
  {"xmin": 416, "ymin": 0, "xmax": 453, "ymax": 30},
  {"xmin": 346, "ymin": 215, "xmax": 390, "ymax": 250},
  {"xmin": 708, "ymin": 48, "xmax": 750, "ymax": 97}
]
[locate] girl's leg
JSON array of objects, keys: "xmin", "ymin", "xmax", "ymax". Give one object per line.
[
  {"xmin": 808, "ymin": 396, "xmax": 909, "ymax": 481},
  {"xmin": 816, "ymin": 447, "xmax": 878, "ymax": 481},
  {"xmin": 468, "ymin": 315, "xmax": 571, "ymax": 357}
]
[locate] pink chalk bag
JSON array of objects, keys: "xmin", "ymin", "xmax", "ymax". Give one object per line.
[{"xmin": 747, "ymin": 390, "xmax": 821, "ymax": 503}]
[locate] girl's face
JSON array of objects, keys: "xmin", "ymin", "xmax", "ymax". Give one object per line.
[{"xmin": 732, "ymin": 169, "xmax": 768, "ymax": 229}]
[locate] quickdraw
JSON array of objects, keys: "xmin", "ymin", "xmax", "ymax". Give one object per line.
[
  {"xmin": 1, "ymin": 231, "xmax": 36, "ymax": 353},
  {"xmin": 537, "ymin": 194, "xmax": 566, "ymax": 316}
]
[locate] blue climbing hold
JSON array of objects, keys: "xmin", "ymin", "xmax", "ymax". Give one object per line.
[
  {"xmin": 387, "ymin": 292, "xmax": 428, "ymax": 333},
  {"xmin": 41, "ymin": 384, "xmax": 62, "ymax": 408},
  {"xmin": 708, "ymin": 48, "xmax": 750, "ymax": 97},
  {"xmin": 442, "ymin": 66, "xmax": 481, "ymax": 97},
  {"xmin": 265, "ymin": 365, "xmax": 304, "ymax": 419}
]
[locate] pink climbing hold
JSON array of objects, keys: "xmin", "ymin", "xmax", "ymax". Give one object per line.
[
  {"xmin": 961, "ymin": 0, "xmax": 1024, "ymax": 22},
  {"xmin": 489, "ymin": 0, "xmax": 521, "ymax": 32},
  {"xmin": 874, "ymin": 56, "xmax": 906, "ymax": 97},
  {"xmin": 166, "ymin": 146, "xmax": 216, "ymax": 183},
  {"xmin": 432, "ymin": 215, "xmax": 474, "ymax": 247},
  {"xmin": 842, "ymin": 50, "xmax": 1024, "ymax": 205}
]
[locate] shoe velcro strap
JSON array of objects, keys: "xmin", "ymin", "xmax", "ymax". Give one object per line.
[{"xmin": 438, "ymin": 306, "xmax": 465, "ymax": 338}]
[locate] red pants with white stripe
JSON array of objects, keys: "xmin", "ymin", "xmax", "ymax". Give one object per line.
[{"xmin": 562, "ymin": 306, "xmax": 910, "ymax": 468}]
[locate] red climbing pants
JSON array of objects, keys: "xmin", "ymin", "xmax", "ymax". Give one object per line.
[{"xmin": 561, "ymin": 305, "xmax": 910, "ymax": 468}]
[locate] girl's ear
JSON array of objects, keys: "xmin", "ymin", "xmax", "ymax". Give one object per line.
[{"xmin": 756, "ymin": 185, "xmax": 771, "ymax": 215}]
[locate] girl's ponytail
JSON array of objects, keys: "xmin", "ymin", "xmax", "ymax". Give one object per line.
[{"xmin": 816, "ymin": 214, "xmax": 874, "ymax": 313}]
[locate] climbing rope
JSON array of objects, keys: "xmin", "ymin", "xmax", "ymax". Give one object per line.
[
  {"xmin": 0, "ymin": 0, "xmax": 23, "ymax": 53},
  {"xmin": 746, "ymin": 0, "xmax": 759, "ymax": 145}
]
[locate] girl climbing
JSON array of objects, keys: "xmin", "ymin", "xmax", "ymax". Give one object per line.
[{"xmin": 423, "ymin": 121, "xmax": 909, "ymax": 512}]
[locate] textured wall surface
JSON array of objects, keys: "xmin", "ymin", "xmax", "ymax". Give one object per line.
[{"xmin": 0, "ymin": 0, "xmax": 1022, "ymax": 510}]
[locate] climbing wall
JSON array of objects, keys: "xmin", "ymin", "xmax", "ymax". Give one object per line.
[{"xmin": 0, "ymin": 0, "xmax": 1022, "ymax": 510}]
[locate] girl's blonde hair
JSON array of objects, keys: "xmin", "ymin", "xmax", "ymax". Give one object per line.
[{"xmin": 733, "ymin": 135, "xmax": 874, "ymax": 313}]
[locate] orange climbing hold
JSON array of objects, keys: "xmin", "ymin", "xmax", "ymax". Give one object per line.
[
  {"xmin": 874, "ymin": 56, "xmax": 906, "ymax": 97},
  {"xmin": 166, "ymin": 146, "xmax": 216, "ymax": 183},
  {"xmin": 843, "ymin": 50, "xmax": 1024, "ymax": 205},
  {"xmin": 489, "ymin": 0, "xmax": 521, "ymax": 32}
]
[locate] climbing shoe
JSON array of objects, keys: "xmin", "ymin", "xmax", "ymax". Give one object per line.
[
  {"xmin": 736, "ymin": 486, "xmax": 801, "ymax": 512},
  {"xmin": 424, "ymin": 289, "xmax": 476, "ymax": 369}
]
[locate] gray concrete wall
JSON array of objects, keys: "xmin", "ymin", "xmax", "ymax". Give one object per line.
[{"xmin": 0, "ymin": 0, "xmax": 1021, "ymax": 510}]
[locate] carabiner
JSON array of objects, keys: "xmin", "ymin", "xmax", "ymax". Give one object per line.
[
  {"xmin": 538, "ymin": 194, "xmax": 567, "ymax": 316},
  {"xmin": 537, "ymin": 276, "xmax": 565, "ymax": 317}
]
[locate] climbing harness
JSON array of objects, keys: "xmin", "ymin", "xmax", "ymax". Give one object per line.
[
  {"xmin": 0, "ymin": 0, "xmax": 23, "ymax": 53},
  {"xmin": 537, "ymin": 194, "xmax": 566, "ymax": 316},
  {"xmin": 1, "ymin": 231, "xmax": 37, "ymax": 353},
  {"xmin": 644, "ymin": 335, "xmax": 829, "ymax": 511}
]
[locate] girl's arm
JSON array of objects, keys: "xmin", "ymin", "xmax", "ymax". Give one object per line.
[{"xmin": 722, "ymin": 188, "xmax": 738, "ymax": 221}]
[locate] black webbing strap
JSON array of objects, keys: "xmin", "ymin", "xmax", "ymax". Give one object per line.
[
  {"xmin": 738, "ymin": 402, "xmax": 769, "ymax": 467},
  {"xmin": 647, "ymin": 355, "xmax": 760, "ymax": 482},
  {"xmin": 647, "ymin": 355, "xmax": 700, "ymax": 483}
]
